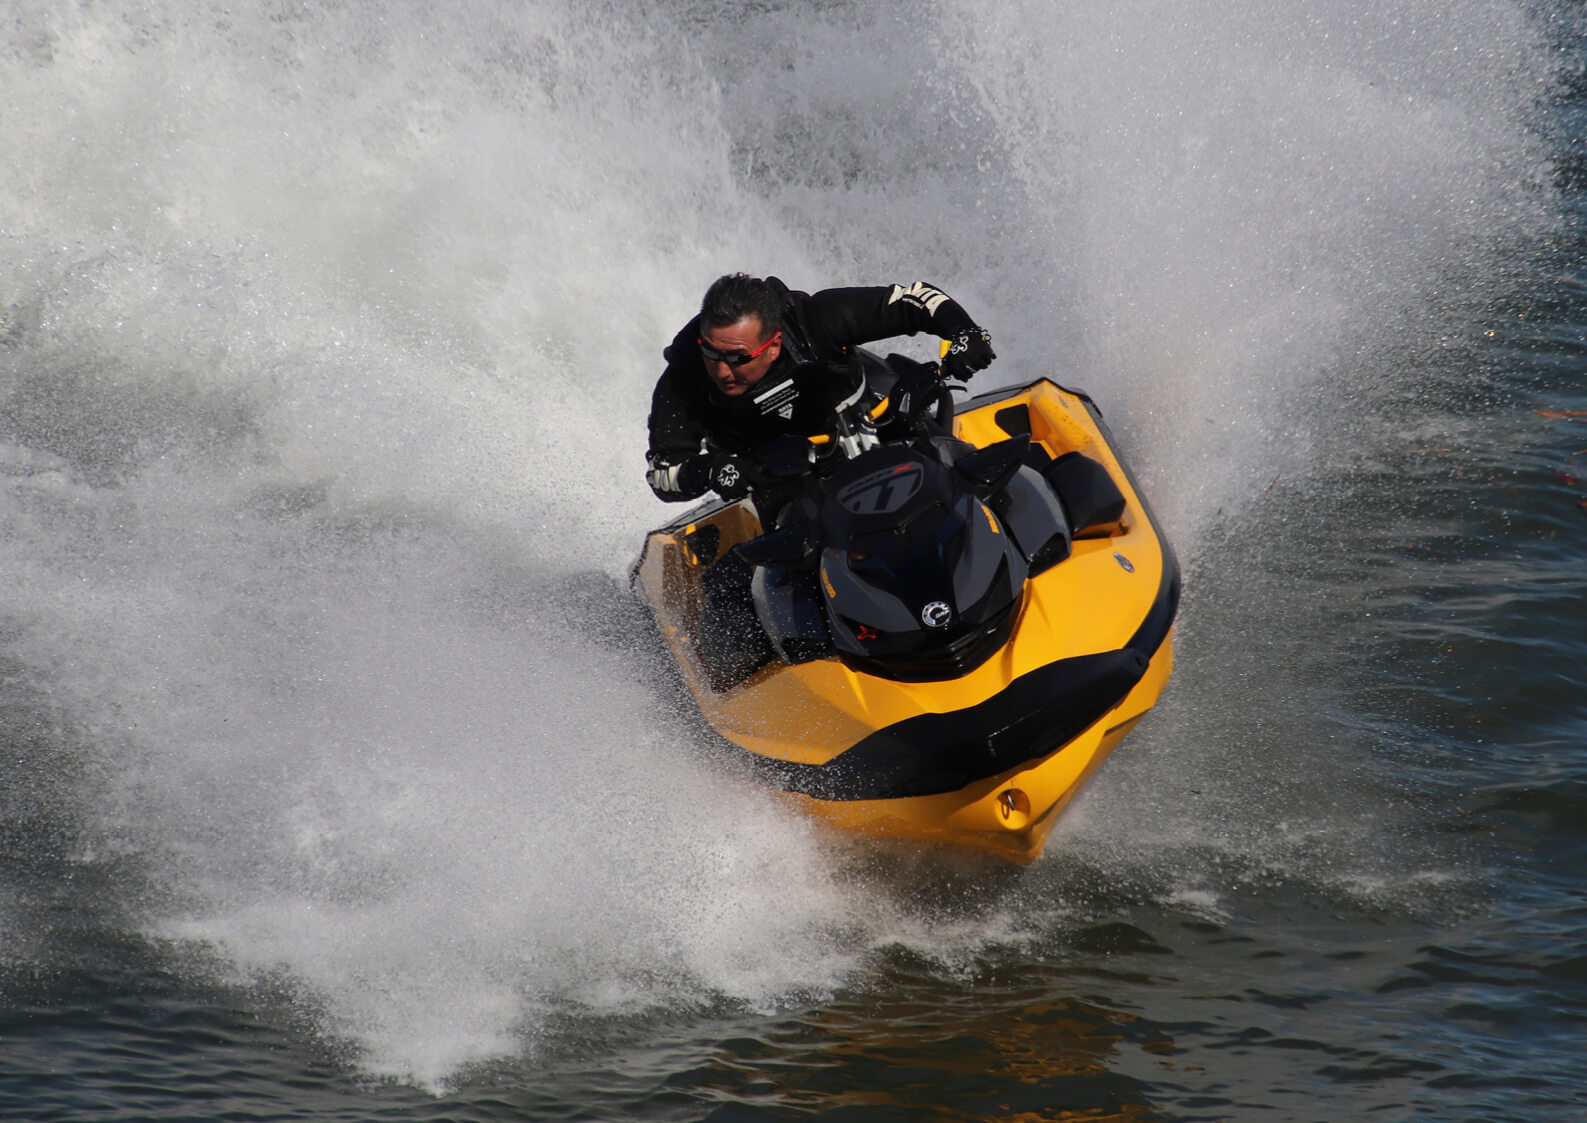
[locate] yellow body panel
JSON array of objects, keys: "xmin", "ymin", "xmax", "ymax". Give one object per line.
[{"xmin": 635, "ymin": 380, "xmax": 1176, "ymax": 863}]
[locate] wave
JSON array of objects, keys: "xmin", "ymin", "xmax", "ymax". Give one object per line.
[{"xmin": 0, "ymin": 0, "xmax": 1565, "ymax": 1085}]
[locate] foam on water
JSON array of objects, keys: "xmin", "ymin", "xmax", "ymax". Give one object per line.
[{"xmin": 0, "ymin": 0, "xmax": 1562, "ymax": 1085}]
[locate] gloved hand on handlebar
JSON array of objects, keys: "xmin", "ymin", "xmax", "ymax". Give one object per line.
[
  {"xmin": 705, "ymin": 451, "xmax": 752, "ymax": 501},
  {"xmin": 941, "ymin": 327, "xmax": 996, "ymax": 382},
  {"xmin": 649, "ymin": 449, "xmax": 760, "ymax": 503}
]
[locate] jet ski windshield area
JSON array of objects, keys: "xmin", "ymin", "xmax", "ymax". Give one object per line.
[{"xmin": 816, "ymin": 446, "xmax": 1027, "ymax": 682}]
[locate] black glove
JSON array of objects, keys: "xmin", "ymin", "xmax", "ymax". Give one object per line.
[
  {"xmin": 706, "ymin": 451, "xmax": 752, "ymax": 501},
  {"xmin": 941, "ymin": 327, "xmax": 996, "ymax": 382}
]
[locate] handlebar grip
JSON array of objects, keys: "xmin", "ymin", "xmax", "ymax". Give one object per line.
[{"xmin": 808, "ymin": 395, "xmax": 894, "ymax": 447}]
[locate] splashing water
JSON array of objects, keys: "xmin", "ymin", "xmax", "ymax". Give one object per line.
[{"xmin": 0, "ymin": 0, "xmax": 1560, "ymax": 1085}]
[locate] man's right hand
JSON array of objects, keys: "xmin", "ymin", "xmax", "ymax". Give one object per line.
[
  {"xmin": 941, "ymin": 327, "xmax": 996, "ymax": 382},
  {"xmin": 707, "ymin": 452, "xmax": 752, "ymax": 501}
]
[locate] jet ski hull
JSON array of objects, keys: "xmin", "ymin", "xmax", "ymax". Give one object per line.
[{"xmin": 633, "ymin": 379, "xmax": 1179, "ymax": 863}]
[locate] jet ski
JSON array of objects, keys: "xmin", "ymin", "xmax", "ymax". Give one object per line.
[{"xmin": 631, "ymin": 350, "xmax": 1179, "ymax": 863}]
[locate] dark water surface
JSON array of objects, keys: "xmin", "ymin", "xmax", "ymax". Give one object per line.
[{"xmin": 3, "ymin": 2, "xmax": 1586, "ymax": 1120}]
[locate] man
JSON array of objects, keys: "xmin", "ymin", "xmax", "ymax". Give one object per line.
[{"xmin": 645, "ymin": 273, "xmax": 996, "ymax": 505}]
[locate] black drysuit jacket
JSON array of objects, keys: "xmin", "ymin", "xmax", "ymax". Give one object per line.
[{"xmin": 645, "ymin": 278, "xmax": 981, "ymax": 503}]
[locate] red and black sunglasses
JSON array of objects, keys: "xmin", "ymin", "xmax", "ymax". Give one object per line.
[{"xmin": 698, "ymin": 331, "xmax": 780, "ymax": 367}]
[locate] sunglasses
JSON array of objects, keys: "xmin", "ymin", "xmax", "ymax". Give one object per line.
[{"xmin": 698, "ymin": 331, "xmax": 780, "ymax": 367}]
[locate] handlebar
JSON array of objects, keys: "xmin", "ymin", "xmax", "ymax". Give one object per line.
[{"xmin": 808, "ymin": 396, "xmax": 894, "ymax": 448}]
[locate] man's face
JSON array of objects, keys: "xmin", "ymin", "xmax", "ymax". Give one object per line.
[{"xmin": 700, "ymin": 315, "xmax": 782, "ymax": 397}]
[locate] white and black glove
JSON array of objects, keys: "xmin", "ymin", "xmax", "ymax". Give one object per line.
[
  {"xmin": 705, "ymin": 451, "xmax": 752, "ymax": 501},
  {"xmin": 647, "ymin": 450, "xmax": 752, "ymax": 502},
  {"xmin": 941, "ymin": 327, "xmax": 996, "ymax": 382}
]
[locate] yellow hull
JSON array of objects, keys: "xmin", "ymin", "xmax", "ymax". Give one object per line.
[
  {"xmin": 634, "ymin": 379, "xmax": 1179, "ymax": 863},
  {"xmin": 776, "ymin": 642, "xmax": 1173, "ymax": 864}
]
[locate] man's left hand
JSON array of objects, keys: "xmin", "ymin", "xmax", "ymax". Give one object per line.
[{"xmin": 941, "ymin": 328, "xmax": 996, "ymax": 382}]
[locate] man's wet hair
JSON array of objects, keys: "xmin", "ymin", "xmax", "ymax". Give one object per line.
[{"xmin": 700, "ymin": 274, "xmax": 782, "ymax": 336}]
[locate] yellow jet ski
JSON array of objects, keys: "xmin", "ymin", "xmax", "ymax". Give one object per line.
[{"xmin": 631, "ymin": 351, "xmax": 1179, "ymax": 863}]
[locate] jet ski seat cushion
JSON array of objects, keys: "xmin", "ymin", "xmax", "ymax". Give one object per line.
[{"xmin": 1042, "ymin": 452, "xmax": 1127, "ymax": 537}]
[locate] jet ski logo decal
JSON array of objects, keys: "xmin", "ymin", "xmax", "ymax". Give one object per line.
[
  {"xmin": 921, "ymin": 601, "xmax": 952, "ymax": 628},
  {"xmin": 837, "ymin": 462, "xmax": 924, "ymax": 515}
]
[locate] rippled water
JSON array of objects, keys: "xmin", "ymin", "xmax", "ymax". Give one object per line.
[{"xmin": 3, "ymin": 1, "xmax": 1585, "ymax": 1120}]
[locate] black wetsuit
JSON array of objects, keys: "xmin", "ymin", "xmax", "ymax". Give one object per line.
[{"xmin": 645, "ymin": 278, "xmax": 984, "ymax": 503}]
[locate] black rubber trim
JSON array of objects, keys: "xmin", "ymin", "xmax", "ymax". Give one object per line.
[{"xmin": 747, "ymin": 647, "xmax": 1151, "ymax": 800}]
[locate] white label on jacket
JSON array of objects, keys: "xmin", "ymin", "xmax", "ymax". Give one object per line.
[
  {"xmin": 887, "ymin": 282, "xmax": 949, "ymax": 316},
  {"xmin": 753, "ymin": 377, "xmax": 799, "ymax": 417}
]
